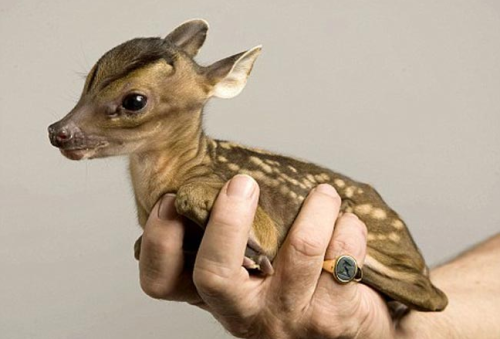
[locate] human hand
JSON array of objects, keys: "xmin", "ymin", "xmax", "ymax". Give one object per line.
[{"xmin": 139, "ymin": 175, "xmax": 395, "ymax": 338}]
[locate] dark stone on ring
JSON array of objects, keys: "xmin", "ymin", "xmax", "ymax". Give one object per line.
[{"xmin": 334, "ymin": 255, "xmax": 360, "ymax": 284}]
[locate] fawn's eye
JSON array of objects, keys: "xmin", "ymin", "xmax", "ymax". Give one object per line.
[{"xmin": 122, "ymin": 93, "xmax": 147, "ymax": 112}]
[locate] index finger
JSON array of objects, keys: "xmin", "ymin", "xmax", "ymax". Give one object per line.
[{"xmin": 193, "ymin": 175, "xmax": 259, "ymax": 297}]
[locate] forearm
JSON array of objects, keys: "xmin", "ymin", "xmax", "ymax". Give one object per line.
[{"xmin": 396, "ymin": 233, "xmax": 500, "ymax": 338}]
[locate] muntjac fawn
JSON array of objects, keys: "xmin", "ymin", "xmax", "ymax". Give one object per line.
[{"xmin": 48, "ymin": 19, "xmax": 447, "ymax": 311}]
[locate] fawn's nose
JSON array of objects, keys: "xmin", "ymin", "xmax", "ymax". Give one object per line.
[{"xmin": 48, "ymin": 123, "xmax": 75, "ymax": 147}]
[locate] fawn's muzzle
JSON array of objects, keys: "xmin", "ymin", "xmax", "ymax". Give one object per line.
[
  {"xmin": 49, "ymin": 121, "xmax": 86, "ymax": 153},
  {"xmin": 48, "ymin": 120, "xmax": 109, "ymax": 160},
  {"xmin": 48, "ymin": 123, "xmax": 80, "ymax": 148}
]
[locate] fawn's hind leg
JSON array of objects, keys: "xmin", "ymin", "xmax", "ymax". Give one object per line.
[{"xmin": 363, "ymin": 246, "xmax": 448, "ymax": 311}]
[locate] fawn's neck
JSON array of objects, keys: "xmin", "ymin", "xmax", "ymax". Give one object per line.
[{"xmin": 128, "ymin": 110, "xmax": 212, "ymax": 213}]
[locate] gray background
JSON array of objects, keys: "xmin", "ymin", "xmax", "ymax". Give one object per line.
[{"xmin": 1, "ymin": 1, "xmax": 499, "ymax": 338}]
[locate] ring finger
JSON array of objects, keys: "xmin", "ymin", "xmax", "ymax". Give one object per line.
[{"xmin": 318, "ymin": 213, "xmax": 368, "ymax": 298}]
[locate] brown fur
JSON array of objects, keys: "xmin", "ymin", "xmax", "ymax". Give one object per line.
[{"xmin": 48, "ymin": 19, "xmax": 447, "ymax": 311}]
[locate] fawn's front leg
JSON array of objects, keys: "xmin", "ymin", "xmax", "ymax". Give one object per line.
[
  {"xmin": 134, "ymin": 182, "xmax": 219, "ymax": 261},
  {"xmin": 176, "ymin": 180, "xmax": 278, "ymax": 275},
  {"xmin": 175, "ymin": 182, "xmax": 221, "ymax": 228}
]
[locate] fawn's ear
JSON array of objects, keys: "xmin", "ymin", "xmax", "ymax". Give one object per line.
[
  {"xmin": 165, "ymin": 19, "xmax": 209, "ymax": 57},
  {"xmin": 205, "ymin": 46, "xmax": 262, "ymax": 99}
]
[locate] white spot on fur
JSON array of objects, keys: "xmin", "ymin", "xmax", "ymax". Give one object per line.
[
  {"xmin": 280, "ymin": 185, "xmax": 290, "ymax": 195},
  {"xmin": 344, "ymin": 186, "xmax": 355, "ymax": 198},
  {"xmin": 217, "ymin": 156, "xmax": 228, "ymax": 163},
  {"xmin": 334, "ymin": 179, "xmax": 345, "ymax": 188},
  {"xmin": 264, "ymin": 177, "xmax": 280, "ymax": 187},
  {"xmin": 392, "ymin": 219, "xmax": 404, "ymax": 230},
  {"xmin": 280, "ymin": 173, "xmax": 300, "ymax": 186},
  {"xmin": 239, "ymin": 169, "xmax": 265, "ymax": 181},
  {"xmin": 249, "ymin": 156, "xmax": 262, "ymax": 165},
  {"xmin": 371, "ymin": 208, "xmax": 387, "ymax": 220},
  {"xmin": 303, "ymin": 178, "xmax": 314, "ymax": 188},
  {"xmin": 219, "ymin": 142, "xmax": 232, "ymax": 149},
  {"xmin": 319, "ymin": 173, "xmax": 330, "ymax": 181},
  {"xmin": 227, "ymin": 163, "xmax": 240, "ymax": 171},
  {"xmin": 288, "ymin": 165, "xmax": 298, "ymax": 173},
  {"xmin": 265, "ymin": 159, "xmax": 280, "ymax": 166},
  {"xmin": 315, "ymin": 174, "xmax": 325, "ymax": 182},
  {"xmin": 251, "ymin": 170, "xmax": 266, "ymax": 181},
  {"xmin": 388, "ymin": 232, "xmax": 401, "ymax": 242},
  {"xmin": 354, "ymin": 204, "xmax": 373, "ymax": 215},
  {"xmin": 261, "ymin": 164, "xmax": 273, "ymax": 174},
  {"xmin": 249, "ymin": 156, "xmax": 273, "ymax": 174}
]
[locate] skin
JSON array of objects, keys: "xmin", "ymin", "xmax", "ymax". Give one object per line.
[
  {"xmin": 139, "ymin": 176, "xmax": 394, "ymax": 338},
  {"xmin": 139, "ymin": 175, "xmax": 500, "ymax": 338},
  {"xmin": 397, "ymin": 234, "xmax": 500, "ymax": 338}
]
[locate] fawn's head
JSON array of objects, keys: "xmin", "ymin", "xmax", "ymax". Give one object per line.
[{"xmin": 48, "ymin": 19, "xmax": 261, "ymax": 160}]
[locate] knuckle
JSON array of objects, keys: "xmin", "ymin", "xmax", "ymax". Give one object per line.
[
  {"xmin": 276, "ymin": 291, "xmax": 307, "ymax": 316},
  {"xmin": 308, "ymin": 307, "xmax": 357, "ymax": 338},
  {"xmin": 140, "ymin": 275, "xmax": 171, "ymax": 300},
  {"xmin": 142, "ymin": 230, "xmax": 180, "ymax": 255},
  {"xmin": 343, "ymin": 213, "xmax": 368, "ymax": 238},
  {"xmin": 142, "ymin": 230, "xmax": 168, "ymax": 251},
  {"xmin": 308, "ymin": 316, "xmax": 330, "ymax": 337},
  {"xmin": 332, "ymin": 236, "xmax": 358, "ymax": 257},
  {"xmin": 289, "ymin": 231, "xmax": 326, "ymax": 258},
  {"xmin": 193, "ymin": 260, "xmax": 233, "ymax": 297},
  {"xmin": 225, "ymin": 322, "xmax": 261, "ymax": 339}
]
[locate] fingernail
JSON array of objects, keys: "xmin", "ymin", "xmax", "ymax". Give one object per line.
[
  {"xmin": 315, "ymin": 184, "xmax": 338, "ymax": 197},
  {"xmin": 158, "ymin": 194, "xmax": 177, "ymax": 220},
  {"xmin": 227, "ymin": 174, "xmax": 256, "ymax": 198}
]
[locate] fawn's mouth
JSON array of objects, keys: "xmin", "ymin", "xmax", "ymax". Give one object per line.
[{"xmin": 59, "ymin": 142, "xmax": 109, "ymax": 160}]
